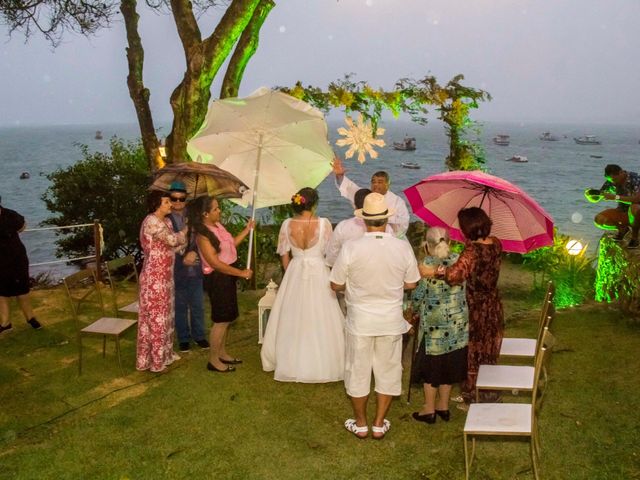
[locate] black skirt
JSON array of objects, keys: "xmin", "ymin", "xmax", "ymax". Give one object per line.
[
  {"xmin": 411, "ymin": 340, "xmax": 468, "ymax": 387},
  {"xmin": 203, "ymin": 270, "xmax": 239, "ymax": 323}
]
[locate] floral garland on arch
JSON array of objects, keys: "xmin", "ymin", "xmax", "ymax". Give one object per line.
[{"xmin": 277, "ymin": 74, "xmax": 491, "ymax": 171}]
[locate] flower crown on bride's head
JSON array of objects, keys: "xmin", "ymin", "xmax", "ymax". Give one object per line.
[{"xmin": 291, "ymin": 193, "xmax": 306, "ymax": 205}]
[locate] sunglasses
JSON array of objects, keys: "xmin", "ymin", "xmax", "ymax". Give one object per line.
[{"xmin": 170, "ymin": 196, "xmax": 187, "ymax": 203}]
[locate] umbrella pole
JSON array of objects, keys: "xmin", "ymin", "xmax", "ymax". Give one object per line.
[{"xmin": 246, "ymin": 134, "xmax": 264, "ymax": 271}]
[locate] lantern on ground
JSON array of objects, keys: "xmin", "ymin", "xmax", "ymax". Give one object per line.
[
  {"xmin": 258, "ymin": 279, "xmax": 278, "ymax": 344},
  {"xmin": 566, "ymin": 239, "xmax": 584, "ymax": 256}
]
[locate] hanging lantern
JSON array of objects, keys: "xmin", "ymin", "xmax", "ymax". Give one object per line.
[{"xmin": 258, "ymin": 279, "xmax": 278, "ymax": 344}]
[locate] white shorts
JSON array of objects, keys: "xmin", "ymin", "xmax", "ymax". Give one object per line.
[{"xmin": 344, "ymin": 332, "xmax": 403, "ymax": 398}]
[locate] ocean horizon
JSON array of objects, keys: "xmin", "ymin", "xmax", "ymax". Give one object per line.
[{"xmin": 1, "ymin": 119, "xmax": 639, "ymax": 278}]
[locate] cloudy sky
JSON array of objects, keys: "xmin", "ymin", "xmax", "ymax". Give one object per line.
[{"xmin": 1, "ymin": 0, "xmax": 639, "ymax": 127}]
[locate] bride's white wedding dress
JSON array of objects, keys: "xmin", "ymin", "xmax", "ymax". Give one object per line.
[{"xmin": 261, "ymin": 217, "xmax": 345, "ymax": 383}]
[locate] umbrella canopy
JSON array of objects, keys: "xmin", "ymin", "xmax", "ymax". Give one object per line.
[
  {"xmin": 150, "ymin": 162, "xmax": 249, "ymax": 199},
  {"xmin": 186, "ymin": 87, "xmax": 334, "ymax": 209},
  {"xmin": 404, "ymin": 170, "xmax": 554, "ymax": 253}
]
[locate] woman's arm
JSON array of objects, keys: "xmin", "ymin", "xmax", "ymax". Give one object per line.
[
  {"xmin": 197, "ymin": 234, "xmax": 252, "ymax": 280},
  {"xmin": 443, "ymin": 248, "xmax": 473, "ymax": 285},
  {"xmin": 233, "ymin": 219, "xmax": 255, "ymax": 247},
  {"xmin": 280, "ymin": 253, "xmax": 291, "ymax": 271}
]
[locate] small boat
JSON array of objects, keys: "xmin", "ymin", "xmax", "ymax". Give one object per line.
[
  {"xmin": 95, "ymin": 130, "xmax": 103, "ymax": 140},
  {"xmin": 590, "ymin": 154, "xmax": 603, "ymax": 159},
  {"xmin": 19, "ymin": 172, "xmax": 30, "ymax": 179},
  {"xmin": 493, "ymin": 134, "xmax": 510, "ymax": 146},
  {"xmin": 539, "ymin": 132, "xmax": 559, "ymax": 141},
  {"xmin": 401, "ymin": 162, "xmax": 420, "ymax": 169},
  {"xmin": 506, "ymin": 155, "xmax": 528, "ymax": 163},
  {"xmin": 574, "ymin": 135, "xmax": 601, "ymax": 145},
  {"xmin": 393, "ymin": 136, "xmax": 417, "ymax": 151}
]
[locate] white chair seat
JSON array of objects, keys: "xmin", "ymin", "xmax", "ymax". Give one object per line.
[
  {"xmin": 464, "ymin": 403, "xmax": 532, "ymax": 435},
  {"xmin": 500, "ymin": 338, "xmax": 537, "ymax": 357},
  {"xmin": 119, "ymin": 301, "xmax": 139, "ymax": 313},
  {"xmin": 476, "ymin": 365, "xmax": 535, "ymax": 391},
  {"xmin": 81, "ymin": 317, "xmax": 137, "ymax": 335}
]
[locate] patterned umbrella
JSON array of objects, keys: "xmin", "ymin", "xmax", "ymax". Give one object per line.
[
  {"xmin": 150, "ymin": 162, "xmax": 249, "ymax": 199},
  {"xmin": 404, "ymin": 170, "xmax": 554, "ymax": 253}
]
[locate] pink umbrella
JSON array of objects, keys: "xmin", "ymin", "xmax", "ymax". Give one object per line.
[{"xmin": 404, "ymin": 170, "xmax": 554, "ymax": 253}]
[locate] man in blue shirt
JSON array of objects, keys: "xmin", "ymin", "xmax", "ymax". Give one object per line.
[{"xmin": 168, "ymin": 181, "xmax": 209, "ymax": 351}]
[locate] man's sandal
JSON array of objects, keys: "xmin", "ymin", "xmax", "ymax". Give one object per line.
[
  {"xmin": 371, "ymin": 419, "xmax": 390, "ymax": 440},
  {"xmin": 344, "ymin": 419, "xmax": 368, "ymax": 439}
]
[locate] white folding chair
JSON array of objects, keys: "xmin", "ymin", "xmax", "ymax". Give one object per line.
[
  {"xmin": 499, "ymin": 281, "xmax": 555, "ymax": 359},
  {"xmin": 463, "ymin": 345, "xmax": 550, "ymax": 480}
]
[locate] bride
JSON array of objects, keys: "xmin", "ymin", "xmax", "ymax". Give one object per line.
[{"xmin": 261, "ymin": 187, "xmax": 345, "ymax": 383}]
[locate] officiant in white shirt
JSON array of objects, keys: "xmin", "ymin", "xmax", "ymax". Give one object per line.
[{"xmin": 332, "ymin": 155, "xmax": 410, "ymax": 237}]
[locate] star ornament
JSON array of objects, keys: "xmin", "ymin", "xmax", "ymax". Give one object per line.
[{"xmin": 335, "ymin": 114, "xmax": 385, "ymax": 164}]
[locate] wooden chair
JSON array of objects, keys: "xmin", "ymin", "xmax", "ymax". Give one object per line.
[
  {"xmin": 499, "ymin": 281, "xmax": 555, "ymax": 359},
  {"xmin": 63, "ymin": 268, "xmax": 137, "ymax": 375},
  {"xmin": 476, "ymin": 319, "xmax": 555, "ymax": 403},
  {"xmin": 463, "ymin": 345, "xmax": 550, "ymax": 480},
  {"xmin": 105, "ymin": 255, "xmax": 140, "ymax": 316}
]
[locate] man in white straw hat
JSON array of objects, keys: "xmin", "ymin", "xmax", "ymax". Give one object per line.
[{"xmin": 330, "ymin": 193, "xmax": 420, "ymax": 440}]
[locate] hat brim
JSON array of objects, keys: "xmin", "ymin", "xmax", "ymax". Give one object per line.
[{"xmin": 354, "ymin": 207, "xmax": 395, "ymax": 220}]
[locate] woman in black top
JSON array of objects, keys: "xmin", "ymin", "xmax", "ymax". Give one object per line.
[{"xmin": 0, "ymin": 197, "xmax": 42, "ymax": 333}]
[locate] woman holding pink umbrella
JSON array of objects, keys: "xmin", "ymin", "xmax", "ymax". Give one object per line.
[{"xmin": 420, "ymin": 207, "xmax": 504, "ymax": 408}]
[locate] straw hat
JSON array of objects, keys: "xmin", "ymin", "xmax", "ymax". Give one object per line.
[{"xmin": 354, "ymin": 192, "xmax": 395, "ymax": 220}]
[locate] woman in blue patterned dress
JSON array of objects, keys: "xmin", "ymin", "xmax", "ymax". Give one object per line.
[{"xmin": 410, "ymin": 227, "xmax": 468, "ymax": 424}]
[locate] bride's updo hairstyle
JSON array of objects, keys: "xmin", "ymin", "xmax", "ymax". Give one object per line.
[
  {"xmin": 291, "ymin": 187, "xmax": 319, "ymax": 214},
  {"xmin": 425, "ymin": 226, "xmax": 451, "ymax": 260}
]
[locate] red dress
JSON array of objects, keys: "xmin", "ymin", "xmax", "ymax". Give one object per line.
[
  {"xmin": 136, "ymin": 214, "xmax": 186, "ymax": 372},
  {"xmin": 444, "ymin": 238, "xmax": 504, "ymax": 401}
]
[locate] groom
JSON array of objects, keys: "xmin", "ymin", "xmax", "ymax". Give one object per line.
[{"xmin": 330, "ymin": 193, "xmax": 420, "ymax": 439}]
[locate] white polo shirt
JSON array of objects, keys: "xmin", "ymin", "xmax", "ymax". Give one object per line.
[
  {"xmin": 325, "ymin": 217, "xmax": 393, "ymax": 267},
  {"xmin": 329, "ymin": 232, "xmax": 420, "ymax": 336}
]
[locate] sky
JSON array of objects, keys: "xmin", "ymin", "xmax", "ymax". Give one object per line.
[{"xmin": 1, "ymin": 0, "xmax": 639, "ymax": 127}]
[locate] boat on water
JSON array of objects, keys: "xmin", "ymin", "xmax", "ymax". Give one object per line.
[
  {"xmin": 506, "ymin": 155, "xmax": 528, "ymax": 163},
  {"xmin": 493, "ymin": 134, "xmax": 510, "ymax": 146},
  {"xmin": 574, "ymin": 135, "xmax": 601, "ymax": 145},
  {"xmin": 590, "ymin": 155, "xmax": 603, "ymax": 159},
  {"xmin": 401, "ymin": 162, "xmax": 420, "ymax": 169},
  {"xmin": 19, "ymin": 172, "xmax": 30, "ymax": 179},
  {"xmin": 95, "ymin": 130, "xmax": 103, "ymax": 140},
  {"xmin": 393, "ymin": 136, "xmax": 417, "ymax": 151},
  {"xmin": 539, "ymin": 132, "xmax": 559, "ymax": 141}
]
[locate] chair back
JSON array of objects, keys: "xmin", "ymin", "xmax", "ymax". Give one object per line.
[
  {"xmin": 537, "ymin": 281, "xmax": 555, "ymax": 328},
  {"xmin": 105, "ymin": 255, "xmax": 139, "ymax": 316},
  {"xmin": 536, "ymin": 302, "xmax": 555, "ymax": 347},
  {"xmin": 63, "ymin": 269, "xmax": 106, "ymax": 329}
]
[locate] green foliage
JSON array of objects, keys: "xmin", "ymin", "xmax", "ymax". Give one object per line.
[
  {"xmin": 42, "ymin": 137, "xmax": 150, "ymax": 261},
  {"xmin": 522, "ymin": 229, "xmax": 596, "ymax": 308},
  {"xmin": 594, "ymin": 236, "xmax": 629, "ymax": 303},
  {"xmin": 279, "ymin": 74, "xmax": 491, "ymax": 171}
]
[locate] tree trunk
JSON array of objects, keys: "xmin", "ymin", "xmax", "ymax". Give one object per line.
[
  {"xmin": 220, "ymin": 0, "xmax": 274, "ymax": 99},
  {"xmin": 166, "ymin": 0, "xmax": 262, "ymax": 163},
  {"xmin": 120, "ymin": 0, "xmax": 161, "ymax": 170}
]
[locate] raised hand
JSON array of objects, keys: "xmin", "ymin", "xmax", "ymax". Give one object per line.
[{"xmin": 332, "ymin": 154, "xmax": 346, "ymax": 179}]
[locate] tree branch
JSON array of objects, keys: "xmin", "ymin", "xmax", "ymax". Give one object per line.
[{"xmin": 219, "ymin": 0, "xmax": 274, "ymax": 99}]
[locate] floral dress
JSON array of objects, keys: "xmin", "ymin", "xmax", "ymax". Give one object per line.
[
  {"xmin": 444, "ymin": 238, "xmax": 504, "ymax": 401},
  {"xmin": 136, "ymin": 214, "xmax": 186, "ymax": 372}
]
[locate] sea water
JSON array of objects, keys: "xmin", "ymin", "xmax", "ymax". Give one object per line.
[{"xmin": 1, "ymin": 120, "xmax": 638, "ymax": 278}]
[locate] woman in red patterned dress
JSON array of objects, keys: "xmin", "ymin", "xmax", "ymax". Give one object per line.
[
  {"xmin": 137, "ymin": 191, "xmax": 187, "ymax": 372},
  {"xmin": 420, "ymin": 207, "xmax": 504, "ymax": 407}
]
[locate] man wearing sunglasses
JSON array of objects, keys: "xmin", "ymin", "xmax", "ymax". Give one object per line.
[{"xmin": 168, "ymin": 181, "xmax": 209, "ymax": 352}]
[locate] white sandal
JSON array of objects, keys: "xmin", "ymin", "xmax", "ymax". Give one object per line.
[
  {"xmin": 344, "ymin": 419, "xmax": 368, "ymax": 439},
  {"xmin": 371, "ymin": 419, "xmax": 390, "ymax": 439}
]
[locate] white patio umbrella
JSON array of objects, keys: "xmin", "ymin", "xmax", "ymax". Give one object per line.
[{"xmin": 187, "ymin": 87, "xmax": 334, "ymax": 268}]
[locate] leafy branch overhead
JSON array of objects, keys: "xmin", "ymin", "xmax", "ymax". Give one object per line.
[{"xmin": 278, "ymin": 74, "xmax": 492, "ymax": 171}]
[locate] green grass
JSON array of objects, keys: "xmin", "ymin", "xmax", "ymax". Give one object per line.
[{"xmin": 1, "ymin": 264, "xmax": 639, "ymax": 479}]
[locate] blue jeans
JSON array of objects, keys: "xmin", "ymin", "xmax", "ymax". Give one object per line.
[{"xmin": 174, "ymin": 274, "xmax": 206, "ymax": 343}]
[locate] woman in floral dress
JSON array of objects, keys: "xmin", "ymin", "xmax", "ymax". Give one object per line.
[
  {"xmin": 137, "ymin": 191, "xmax": 187, "ymax": 373},
  {"xmin": 420, "ymin": 207, "xmax": 503, "ymax": 406}
]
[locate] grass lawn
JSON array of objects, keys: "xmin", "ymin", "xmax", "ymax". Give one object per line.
[{"xmin": 1, "ymin": 262, "xmax": 639, "ymax": 479}]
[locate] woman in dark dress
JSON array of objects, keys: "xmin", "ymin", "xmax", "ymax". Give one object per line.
[
  {"xmin": 420, "ymin": 207, "xmax": 503, "ymax": 407},
  {"xmin": 0, "ymin": 198, "xmax": 42, "ymax": 333}
]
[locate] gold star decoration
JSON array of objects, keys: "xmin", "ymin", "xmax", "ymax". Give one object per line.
[{"xmin": 335, "ymin": 114, "xmax": 385, "ymax": 164}]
